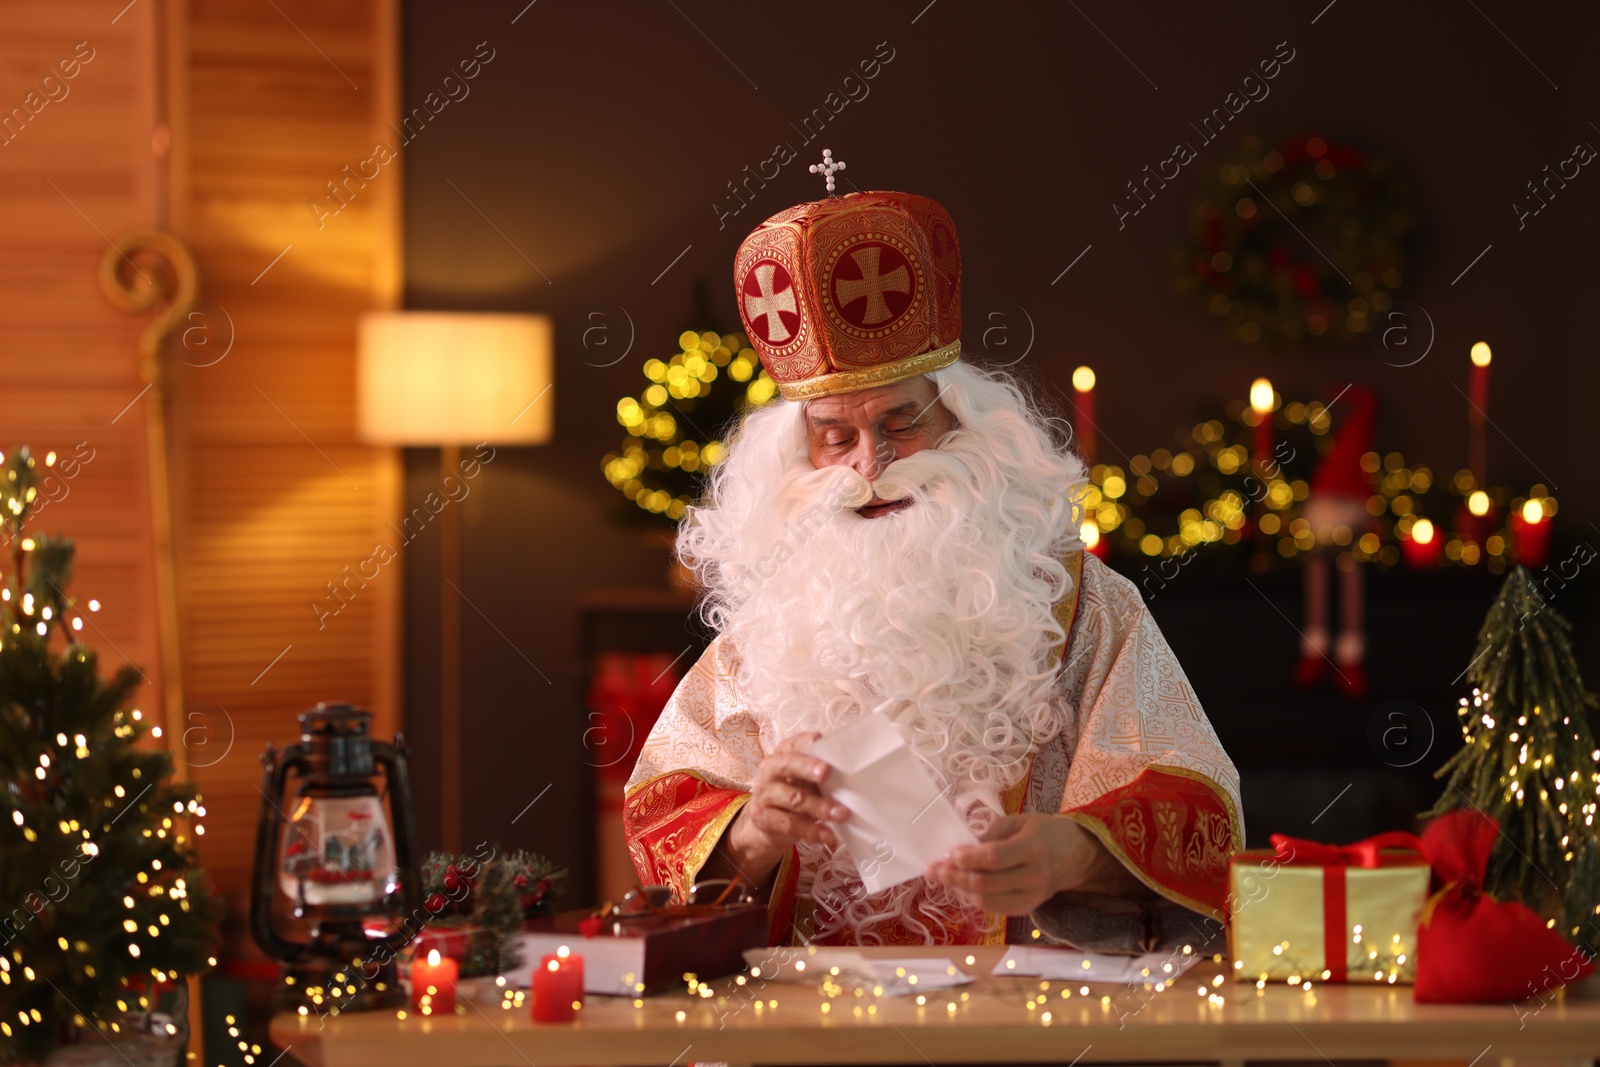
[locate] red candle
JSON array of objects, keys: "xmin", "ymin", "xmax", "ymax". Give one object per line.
[
  {"xmin": 1401, "ymin": 518, "xmax": 1439, "ymax": 569},
  {"xmin": 532, "ymin": 948, "xmax": 584, "ymax": 1023},
  {"xmin": 1469, "ymin": 342, "xmax": 1491, "ymax": 411},
  {"xmin": 1072, "ymin": 365, "xmax": 1096, "ymax": 465},
  {"xmin": 1469, "ymin": 342, "xmax": 1491, "ymax": 484},
  {"xmin": 1457, "ymin": 493, "xmax": 1498, "ymax": 548},
  {"xmin": 410, "ymin": 948, "xmax": 458, "ymax": 1015},
  {"xmin": 1510, "ymin": 499, "xmax": 1552, "ymax": 569},
  {"xmin": 1249, "ymin": 378, "xmax": 1274, "ymax": 476}
]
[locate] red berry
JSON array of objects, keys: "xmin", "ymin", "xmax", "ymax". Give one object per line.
[{"xmin": 425, "ymin": 893, "xmax": 446, "ymax": 913}]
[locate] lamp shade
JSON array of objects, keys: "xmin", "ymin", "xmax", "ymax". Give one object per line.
[{"xmin": 358, "ymin": 311, "xmax": 554, "ymax": 445}]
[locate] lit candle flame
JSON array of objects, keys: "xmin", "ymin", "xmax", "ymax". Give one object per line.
[
  {"xmin": 1470, "ymin": 342, "xmax": 1492, "ymax": 367},
  {"xmin": 1072, "ymin": 365, "xmax": 1096, "ymax": 392},
  {"xmin": 1249, "ymin": 378, "xmax": 1274, "ymax": 414}
]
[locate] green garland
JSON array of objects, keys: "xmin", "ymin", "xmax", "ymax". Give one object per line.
[{"xmin": 1083, "ymin": 393, "xmax": 1551, "ymax": 571}]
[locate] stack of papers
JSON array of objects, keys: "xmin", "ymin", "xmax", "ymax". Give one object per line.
[
  {"xmin": 741, "ymin": 947, "xmax": 974, "ymax": 998},
  {"xmin": 992, "ymin": 946, "xmax": 1202, "ymax": 984}
]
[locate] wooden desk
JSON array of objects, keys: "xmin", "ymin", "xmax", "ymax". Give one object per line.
[{"xmin": 270, "ymin": 945, "xmax": 1600, "ymax": 1066}]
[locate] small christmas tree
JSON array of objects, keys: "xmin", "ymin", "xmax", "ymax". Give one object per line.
[
  {"xmin": 0, "ymin": 446, "xmax": 219, "ymax": 1065},
  {"xmin": 1428, "ymin": 565, "xmax": 1600, "ymax": 947}
]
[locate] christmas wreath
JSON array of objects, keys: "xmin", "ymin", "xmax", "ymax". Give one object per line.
[{"xmin": 1174, "ymin": 134, "xmax": 1416, "ymax": 347}]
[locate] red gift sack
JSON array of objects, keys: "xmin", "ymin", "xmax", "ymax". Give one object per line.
[{"xmin": 1414, "ymin": 809, "xmax": 1595, "ymax": 1003}]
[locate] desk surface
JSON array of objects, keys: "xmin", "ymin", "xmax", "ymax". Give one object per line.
[{"xmin": 270, "ymin": 945, "xmax": 1600, "ymax": 1067}]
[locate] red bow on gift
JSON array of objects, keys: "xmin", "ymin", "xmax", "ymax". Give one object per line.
[
  {"xmin": 1270, "ymin": 831, "xmax": 1424, "ymax": 868},
  {"xmin": 1414, "ymin": 808, "xmax": 1594, "ymax": 1003},
  {"xmin": 1265, "ymin": 831, "xmax": 1426, "ymax": 982}
]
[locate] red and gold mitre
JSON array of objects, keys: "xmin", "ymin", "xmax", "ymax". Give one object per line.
[{"xmin": 733, "ymin": 189, "xmax": 962, "ymax": 401}]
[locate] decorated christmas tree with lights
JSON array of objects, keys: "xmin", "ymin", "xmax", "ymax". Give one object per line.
[
  {"xmin": 0, "ymin": 446, "xmax": 219, "ymax": 1065},
  {"xmin": 602, "ymin": 328, "xmax": 776, "ymax": 522},
  {"xmin": 1427, "ymin": 565, "xmax": 1600, "ymax": 948}
]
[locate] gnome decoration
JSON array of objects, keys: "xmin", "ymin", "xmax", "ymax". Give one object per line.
[{"xmin": 1293, "ymin": 385, "xmax": 1378, "ymax": 699}]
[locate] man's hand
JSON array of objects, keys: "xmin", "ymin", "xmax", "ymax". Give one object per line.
[
  {"xmin": 723, "ymin": 733, "xmax": 850, "ymax": 881},
  {"xmin": 925, "ymin": 813, "xmax": 1131, "ymax": 915}
]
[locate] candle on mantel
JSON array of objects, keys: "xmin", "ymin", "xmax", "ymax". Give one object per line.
[
  {"xmin": 1249, "ymin": 377, "xmax": 1275, "ymax": 476},
  {"xmin": 1401, "ymin": 517, "xmax": 1439, "ymax": 569},
  {"xmin": 1457, "ymin": 487, "xmax": 1498, "ymax": 547},
  {"xmin": 532, "ymin": 946, "xmax": 584, "ymax": 1023},
  {"xmin": 1469, "ymin": 342, "xmax": 1491, "ymax": 485},
  {"xmin": 1072, "ymin": 365, "xmax": 1096, "ymax": 465},
  {"xmin": 1081, "ymin": 517, "xmax": 1109, "ymax": 560},
  {"xmin": 410, "ymin": 948, "xmax": 458, "ymax": 1015},
  {"xmin": 1510, "ymin": 498, "xmax": 1552, "ymax": 568}
]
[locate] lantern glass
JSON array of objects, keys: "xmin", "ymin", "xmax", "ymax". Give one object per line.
[{"xmin": 278, "ymin": 792, "xmax": 397, "ymax": 907}]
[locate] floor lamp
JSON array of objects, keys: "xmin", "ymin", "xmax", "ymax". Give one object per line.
[{"xmin": 357, "ymin": 311, "xmax": 554, "ymax": 852}]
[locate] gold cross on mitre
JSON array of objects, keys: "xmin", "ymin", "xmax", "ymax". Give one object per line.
[{"xmin": 808, "ymin": 148, "xmax": 846, "ymax": 195}]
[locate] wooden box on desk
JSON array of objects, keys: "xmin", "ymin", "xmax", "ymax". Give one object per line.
[{"xmin": 507, "ymin": 906, "xmax": 768, "ymax": 995}]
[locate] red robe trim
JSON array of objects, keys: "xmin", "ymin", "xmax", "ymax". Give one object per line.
[
  {"xmin": 622, "ymin": 768, "xmax": 797, "ymax": 945},
  {"xmin": 1060, "ymin": 764, "xmax": 1241, "ymax": 920}
]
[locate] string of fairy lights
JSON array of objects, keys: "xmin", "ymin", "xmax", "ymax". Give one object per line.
[
  {"xmin": 1457, "ymin": 684, "xmax": 1600, "ymax": 835},
  {"xmin": 1233, "ymin": 926, "xmax": 1413, "ymax": 989},
  {"xmin": 429, "ymin": 940, "xmax": 1387, "ymax": 1023}
]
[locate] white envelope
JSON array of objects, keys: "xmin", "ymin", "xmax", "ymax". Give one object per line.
[{"xmin": 806, "ymin": 711, "xmax": 976, "ymax": 894}]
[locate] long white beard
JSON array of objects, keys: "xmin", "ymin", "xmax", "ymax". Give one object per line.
[{"xmin": 679, "ymin": 371, "xmax": 1086, "ymax": 942}]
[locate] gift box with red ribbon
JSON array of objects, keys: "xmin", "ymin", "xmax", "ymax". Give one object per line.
[{"xmin": 1227, "ymin": 831, "xmax": 1431, "ymax": 984}]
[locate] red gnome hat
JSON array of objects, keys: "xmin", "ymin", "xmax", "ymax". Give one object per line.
[{"xmin": 1309, "ymin": 384, "xmax": 1378, "ymax": 502}]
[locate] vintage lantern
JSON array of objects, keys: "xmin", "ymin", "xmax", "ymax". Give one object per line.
[{"xmin": 251, "ymin": 702, "xmax": 420, "ymax": 1011}]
